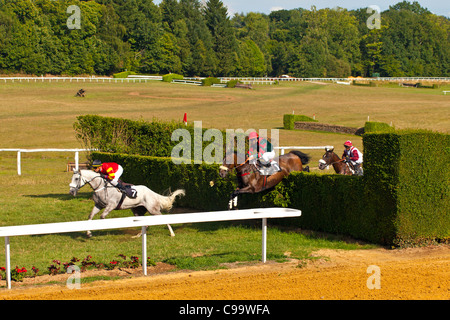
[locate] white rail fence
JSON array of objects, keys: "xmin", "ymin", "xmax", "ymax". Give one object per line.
[
  {"xmin": 1, "ymin": 147, "xmax": 331, "ymax": 175},
  {"xmin": 1, "ymin": 76, "xmax": 449, "ymax": 84},
  {"xmin": 0, "ymin": 207, "xmax": 301, "ymax": 289},
  {"xmin": 0, "ymin": 77, "xmax": 161, "ymax": 83},
  {"xmin": 0, "ymin": 148, "xmax": 95, "ymax": 175}
]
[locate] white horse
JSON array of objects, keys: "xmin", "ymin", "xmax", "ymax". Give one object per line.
[{"xmin": 69, "ymin": 170, "xmax": 185, "ymax": 238}]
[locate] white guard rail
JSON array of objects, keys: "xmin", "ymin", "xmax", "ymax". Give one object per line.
[{"xmin": 0, "ymin": 207, "xmax": 301, "ymax": 289}]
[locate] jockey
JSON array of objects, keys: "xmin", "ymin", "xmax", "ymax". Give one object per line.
[
  {"xmin": 92, "ymin": 160, "xmax": 126, "ymax": 193},
  {"xmin": 342, "ymin": 141, "xmax": 363, "ymax": 173},
  {"xmin": 247, "ymin": 131, "xmax": 276, "ymax": 168}
]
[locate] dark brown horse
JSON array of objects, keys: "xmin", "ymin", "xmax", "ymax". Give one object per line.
[
  {"xmin": 318, "ymin": 147, "xmax": 362, "ymax": 175},
  {"xmin": 219, "ymin": 150, "xmax": 310, "ymax": 209}
]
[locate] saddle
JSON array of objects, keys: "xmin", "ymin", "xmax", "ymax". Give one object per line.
[
  {"xmin": 118, "ymin": 181, "xmax": 138, "ymax": 199},
  {"xmin": 114, "ymin": 181, "xmax": 137, "ymax": 210},
  {"xmin": 255, "ymin": 160, "xmax": 282, "ymax": 176}
]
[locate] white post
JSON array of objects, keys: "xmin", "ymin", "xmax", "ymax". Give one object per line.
[
  {"xmin": 75, "ymin": 151, "xmax": 79, "ymax": 171},
  {"xmin": 17, "ymin": 151, "xmax": 21, "ymax": 176},
  {"xmin": 5, "ymin": 237, "xmax": 11, "ymax": 289},
  {"xmin": 141, "ymin": 226, "xmax": 147, "ymax": 276},
  {"xmin": 262, "ymin": 218, "xmax": 267, "ymax": 263}
]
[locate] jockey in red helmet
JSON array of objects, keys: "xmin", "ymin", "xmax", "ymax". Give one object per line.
[
  {"xmin": 92, "ymin": 160, "xmax": 127, "ymax": 193},
  {"xmin": 342, "ymin": 141, "xmax": 363, "ymax": 174}
]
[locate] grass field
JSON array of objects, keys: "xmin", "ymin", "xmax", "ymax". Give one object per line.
[{"xmin": 0, "ymin": 80, "xmax": 448, "ymax": 285}]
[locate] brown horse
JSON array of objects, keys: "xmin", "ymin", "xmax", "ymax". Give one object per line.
[
  {"xmin": 219, "ymin": 150, "xmax": 310, "ymax": 209},
  {"xmin": 318, "ymin": 147, "xmax": 362, "ymax": 175}
]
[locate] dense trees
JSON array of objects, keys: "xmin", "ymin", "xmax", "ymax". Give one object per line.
[{"xmin": 0, "ymin": 0, "xmax": 448, "ymax": 77}]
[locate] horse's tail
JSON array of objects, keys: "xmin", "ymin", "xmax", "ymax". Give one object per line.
[
  {"xmin": 158, "ymin": 189, "xmax": 186, "ymax": 211},
  {"xmin": 290, "ymin": 150, "xmax": 311, "ymax": 165}
]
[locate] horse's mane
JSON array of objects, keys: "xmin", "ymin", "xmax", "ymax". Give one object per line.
[{"xmin": 78, "ymin": 169, "xmax": 101, "ymax": 179}]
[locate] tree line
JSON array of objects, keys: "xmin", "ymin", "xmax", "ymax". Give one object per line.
[{"xmin": 0, "ymin": 0, "xmax": 448, "ymax": 77}]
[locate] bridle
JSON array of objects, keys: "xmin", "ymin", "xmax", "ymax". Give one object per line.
[{"xmin": 71, "ymin": 171, "xmax": 108, "ymax": 193}]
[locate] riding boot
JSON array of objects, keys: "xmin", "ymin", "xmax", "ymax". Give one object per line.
[{"xmin": 116, "ymin": 182, "xmax": 127, "ymax": 194}]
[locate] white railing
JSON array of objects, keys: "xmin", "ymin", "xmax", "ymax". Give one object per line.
[
  {"xmin": 0, "ymin": 77, "xmax": 157, "ymax": 83},
  {"xmin": 0, "ymin": 207, "xmax": 301, "ymax": 289},
  {"xmin": 220, "ymin": 77, "xmax": 450, "ymax": 82},
  {"xmin": 1, "ymin": 76, "xmax": 448, "ymax": 84},
  {"xmin": 275, "ymin": 146, "xmax": 334, "ymax": 155},
  {"xmin": 0, "ymin": 148, "xmax": 95, "ymax": 175}
]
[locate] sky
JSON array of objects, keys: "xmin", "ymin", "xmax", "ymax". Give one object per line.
[{"xmin": 153, "ymin": 0, "xmax": 449, "ymax": 17}]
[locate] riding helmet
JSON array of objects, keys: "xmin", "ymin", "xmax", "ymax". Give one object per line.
[{"xmin": 92, "ymin": 159, "xmax": 102, "ymax": 168}]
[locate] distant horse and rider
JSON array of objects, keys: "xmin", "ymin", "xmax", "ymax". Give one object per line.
[{"xmin": 318, "ymin": 141, "xmax": 363, "ymax": 176}]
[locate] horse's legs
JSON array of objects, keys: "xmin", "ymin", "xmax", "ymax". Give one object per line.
[
  {"xmin": 145, "ymin": 204, "xmax": 175, "ymax": 237},
  {"xmin": 86, "ymin": 206, "xmax": 101, "ymax": 238},
  {"xmin": 229, "ymin": 189, "xmax": 240, "ymax": 210}
]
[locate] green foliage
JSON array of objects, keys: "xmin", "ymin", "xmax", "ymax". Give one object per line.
[
  {"xmin": 363, "ymin": 130, "xmax": 449, "ymax": 246},
  {"xmin": 226, "ymin": 79, "xmax": 241, "ymax": 88},
  {"xmin": 283, "ymin": 114, "xmax": 318, "ymax": 130},
  {"xmin": 74, "ymin": 115, "xmax": 232, "ymax": 161},
  {"xmin": 162, "ymin": 73, "xmax": 184, "ymax": 82},
  {"xmin": 0, "ymin": 1, "xmax": 447, "ymax": 77},
  {"xmin": 364, "ymin": 121, "xmax": 394, "ymax": 133},
  {"xmin": 113, "ymin": 71, "xmax": 137, "ymax": 78},
  {"xmin": 201, "ymin": 77, "xmax": 221, "ymax": 86}
]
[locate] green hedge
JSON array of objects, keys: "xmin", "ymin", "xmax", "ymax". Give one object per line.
[
  {"xmin": 202, "ymin": 77, "xmax": 221, "ymax": 86},
  {"xmin": 113, "ymin": 71, "xmax": 137, "ymax": 78},
  {"xmin": 162, "ymin": 73, "xmax": 184, "ymax": 82},
  {"xmin": 283, "ymin": 114, "xmax": 318, "ymax": 130},
  {"xmin": 87, "ymin": 117, "xmax": 449, "ymax": 246},
  {"xmin": 364, "ymin": 121, "xmax": 394, "ymax": 133},
  {"xmin": 75, "ymin": 115, "xmax": 250, "ymax": 162},
  {"xmin": 363, "ymin": 130, "xmax": 449, "ymax": 246}
]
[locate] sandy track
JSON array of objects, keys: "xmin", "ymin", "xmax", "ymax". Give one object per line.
[{"xmin": 1, "ymin": 245, "xmax": 449, "ymax": 300}]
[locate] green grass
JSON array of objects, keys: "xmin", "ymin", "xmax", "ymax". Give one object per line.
[{"xmin": 0, "ymin": 79, "xmax": 447, "ymax": 284}]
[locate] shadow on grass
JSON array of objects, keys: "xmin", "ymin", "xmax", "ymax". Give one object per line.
[{"xmin": 25, "ymin": 192, "xmax": 92, "ymax": 201}]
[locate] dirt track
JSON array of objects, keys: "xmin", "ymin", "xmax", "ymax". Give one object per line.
[{"xmin": 1, "ymin": 245, "xmax": 449, "ymax": 300}]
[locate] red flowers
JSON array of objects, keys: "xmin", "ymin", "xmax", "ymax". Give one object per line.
[{"xmin": 15, "ymin": 266, "xmax": 27, "ymax": 273}]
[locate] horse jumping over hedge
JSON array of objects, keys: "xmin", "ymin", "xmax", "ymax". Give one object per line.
[
  {"xmin": 69, "ymin": 170, "xmax": 185, "ymax": 238},
  {"xmin": 219, "ymin": 150, "xmax": 310, "ymax": 209}
]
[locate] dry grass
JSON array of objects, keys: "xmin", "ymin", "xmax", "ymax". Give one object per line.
[{"xmin": 0, "ymin": 80, "xmax": 448, "ymax": 162}]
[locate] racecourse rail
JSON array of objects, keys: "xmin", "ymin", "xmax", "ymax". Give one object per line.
[
  {"xmin": 0, "ymin": 147, "xmax": 333, "ymax": 175},
  {"xmin": 0, "ymin": 148, "xmax": 96, "ymax": 176},
  {"xmin": 1, "ymin": 76, "xmax": 449, "ymax": 84},
  {"xmin": 0, "ymin": 208, "xmax": 301, "ymax": 290}
]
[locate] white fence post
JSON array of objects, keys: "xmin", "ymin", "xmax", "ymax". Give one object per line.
[
  {"xmin": 5, "ymin": 236, "xmax": 11, "ymax": 290},
  {"xmin": 262, "ymin": 218, "xmax": 267, "ymax": 263},
  {"xmin": 142, "ymin": 226, "xmax": 148, "ymax": 276},
  {"xmin": 75, "ymin": 151, "xmax": 79, "ymax": 171},
  {"xmin": 17, "ymin": 151, "xmax": 21, "ymax": 176}
]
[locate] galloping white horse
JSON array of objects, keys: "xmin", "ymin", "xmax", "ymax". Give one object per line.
[{"xmin": 69, "ymin": 170, "xmax": 185, "ymax": 238}]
